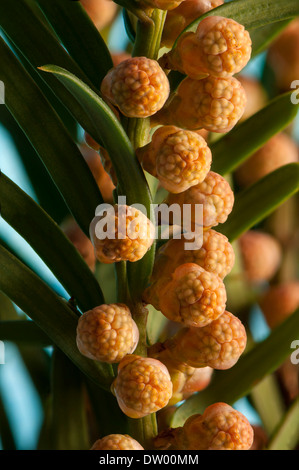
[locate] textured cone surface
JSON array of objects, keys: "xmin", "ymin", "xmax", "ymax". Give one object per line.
[
  {"xmin": 138, "ymin": 125, "xmax": 212, "ymax": 193},
  {"xmin": 172, "ymin": 16, "xmax": 252, "ymax": 79},
  {"xmin": 180, "ymin": 403, "xmax": 254, "ymax": 450},
  {"xmin": 156, "ymin": 76, "xmax": 247, "ymax": 133},
  {"xmin": 90, "ymin": 204, "xmax": 154, "ymax": 263},
  {"xmin": 101, "ymin": 57, "xmax": 170, "ymax": 118},
  {"xmin": 112, "ymin": 355, "xmax": 173, "ymax": 418},
  {"xmin": 76, "ymin": 304, "xmax": 139, "ymax": 363},
  {"xmin": 158, "ymin": 263, "xmax": 227, "ymax": 327},
  {"xmin": 91, "ymin": 434, "xmax": 144, "ymax": 450},
  {"xmin": 174, "ymin": 311, "xmax": 247, "ymax": 369},
  {"xmin": 166, "ymin": 171, "xmax": 234, "ymax": 228},
  {"xmin": 152, "ymin": 229, "xmax": 234, "ymax": 282}
]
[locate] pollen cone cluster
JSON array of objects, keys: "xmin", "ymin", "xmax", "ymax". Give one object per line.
[{"xmin": 80, "ymin": 8, "xmax": 254, "ymax": 449}]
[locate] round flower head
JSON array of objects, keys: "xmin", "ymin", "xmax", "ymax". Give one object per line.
[
  {"xmin": 180, "ymin": 403, "xmax": 254, "ymax": 449},
  {"xmin": 259, "ymin": 282, "xmax": 299, "ymax": 329},
  {"xmin": 90, "ymin": 204, "xmax": 155, "ymax": 264},
  {"xmin": 162, "ymin": 0, "xmax": 224, "ymax": 48},
  {"xmin": 239, "ymin": 230, "xmax": 282, "ymax": 283},
  {"xmin": 235, "ymin": 133, "xmax": 299, "ymax": 188},
  {"xmin": 161, "ymin": 16, "xmax": 252, "ymax": 79},
  {"xmin": 137, "ymin": 126, "xmax": 212, "ymax": 193},
  {"xmin": 76, "ymin": 304, "xmax": 139, "ymax": 363},
  {"xmin": 157, "ymin": 263, "xmax": 227, "ymax": 327},
  {"xmin": 154, "ymin": 76, "xmax": 247, "ymax": 133},
  {"xmin": 101, "ymin": 57, "xmax": 170, "ymax": 118},
  {"xmin": 152, "ymin": 229, "xmax": 234, "ymax": 282},
  {"xmin": 111, "ymin": 355, "xmax": 173, "ymax": 418},
  {"xmin": 166, "ymin": 172, "xmax": 234, "ymax": 228},
  {"xmin": 173, "ymin": 311, "xmax": 247, "ymax": 369},
  {"xmin": 91, "ymin": 434, "xmax": 144, "ymax": 450}
]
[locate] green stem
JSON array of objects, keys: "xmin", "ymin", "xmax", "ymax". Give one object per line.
[
  {"xmin": 130, "ymin": 302, "xmax": 148, "ymax": 357},
  {"xmin": 115, "ymin": 261, "xmax": 130, "ymax": 304},
  {"xmin": 121, "ymin": 8, "xmax": 167, "ymax": 449}
]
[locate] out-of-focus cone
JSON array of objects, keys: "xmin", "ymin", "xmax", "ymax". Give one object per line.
[
  {"xmin": 80, "ymin": 0, "xmax": 117, "ymax": 30},
  {"xmin": 237, "ymin": 75, "xmax": 267, "ymax": 121},
  {"xmin": 235, "ymin": 133, "xmax": 298, "ymax": 188},
  {"xmin": 259, "ymin": 281, "xmax": 299, "ymax": 329},
  {"xmin": 61, "ymin": 217, "xmax": 96, "ymax": 271},
  {"xmin": 267, "ymin": 19, "xmax": 299, "ymax": 92},
  {"xmin": 80, "ymin": 143, "xmax": 115, "ymax": 203},
  {"xmin": 239, "ymin": 230, "xmax": 282, "ymax": 283}
]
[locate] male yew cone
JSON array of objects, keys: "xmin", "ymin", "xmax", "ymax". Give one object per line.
[
  {"xmin": 239, "ymin": 230, "xmax": 282, "ymax": 283},
  {"xmin": 237, "ymin": 75, "xmax": 267, "ymax": 122},
  {"xmin": 80, "ymin": 0, "xmax": 117, "ymax": 30},
  {"xmin": 170, "ymin": 311, "xmax": 247, "ymax": 370},
  {"xmin": 267, "ymin": 19, "xmax": 299, "ymax": 92},
  {"xmin": 151, "ymin": 230, "xmax": 235, "ymax": 282},
  {"xmin": 90, "ymin": 204, "xmax": 154, "ymax": 264},
  {"xmin": 76, "ymin": 304, "xmax": 139, "ymax": 363},
  {"xmin": 136, "ymin": 125, "xmax": 212, "ymax": 194},
  {"xmin": 61, "ymin": 217, "xmax": 96, "ymax": 271},
  {"xmin": 235, "ymin": 133, "xmax": 298, "ymax": 188},
  {"xmin": 153, "ymin": 76, "xmax": 247, "ymax": 133},
  {"xmin": 259, "ymin": 282, "xmax": 299, "ymax": 329},
  {"xmin": 160, "ymin": 16, "xmax": 251, "ymax": 79},
  {"xmin": 101, "ymin": 57, "xmax": 170, "ymax": 118},
  {"xmin": 166, "ymin": 171, "xmax": 234, "ymax": 228},
  {"xmin": 155, "ymin": 403, "xmax": 254, "ymax": 450},
  {"xmin": 111, "ymin": 355, "xmax": 173, "ymax": 418},
  {"xmin": 150, "ymin": 263, "xmax": 227, "ymax": 328}
]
